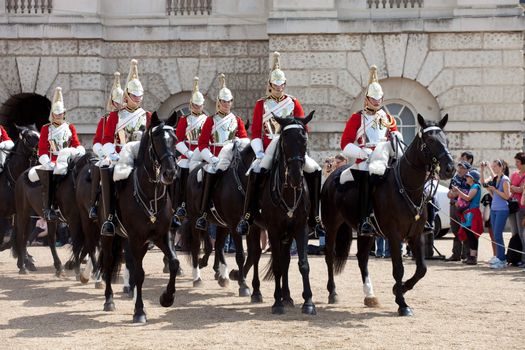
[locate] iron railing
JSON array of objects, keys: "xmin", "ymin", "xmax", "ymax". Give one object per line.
[
  {"xmin": 166, "ymin": 0, "xmax": 212, "ymax": 15},
  {"xmin": 367, "ymin": 0, "xmax": 423, "ymax": 8},
  {"xmin": 5, "ymin": 0, "xmax": 52, "ymax": 14}
]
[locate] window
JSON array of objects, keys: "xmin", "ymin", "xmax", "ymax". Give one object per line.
[{"xmin": 383, "ymin": 102, "xmax": 416, "ymax": 144}]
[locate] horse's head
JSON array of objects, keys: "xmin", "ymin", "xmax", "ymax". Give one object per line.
[
  {"xmin": 147, "ymin": 112, "xmax": 177, "ymax": 185},
  {"xmin": 274, "ymin": 111, "xmax": 314, "ymax": 189},
  {"xmin": 415, "ymin": 114, "xmax": 455, "ymax": 180},
  {"xmin": 16, "ymin": 124, "xmax": 40, "ymax": 162}
]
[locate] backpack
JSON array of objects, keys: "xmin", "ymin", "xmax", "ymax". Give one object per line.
[{"xmin": 506, "ymin": 234, "xmax": 523, "ymax": 266}]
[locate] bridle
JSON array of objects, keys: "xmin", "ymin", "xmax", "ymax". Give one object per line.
[
  {"xmin": 132, "ymin": 124, "xmax": 176, "ymax": 223},
  {"xmin": 2, "ymin": 130, "xmax": 39, "ymax": 187},
  {"xmin": 394, "ymin": 125, "xmax": 450, "ymax": 221},
  {"xmin": 272, "ymin": 123, "xmax": 307, "ymax": 218}
]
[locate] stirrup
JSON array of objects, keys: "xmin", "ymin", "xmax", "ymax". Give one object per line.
[
  {"xmin": 174, "ymin": 205, "xmax": 187, "ymax": 218},
  {"xmin": 171, "ymin": 214, "xmax": 183, "ymax": 229},
  {"xmin": 88, "ymin": 206, "xmax": 98, "ymax": 219},
  {"xmin": 101, "ymin": 216, "xmax": 115, "ymax": 237},
  {"xmin": 358, "ymin": 218, "xmax": 375, "ymax": 237},
  {"xmin": 236, "ymin": 215, "xmax": 251, "ymax": 236},
  {"xmin": 195, "ymin": 213, "xmax": 208, "ymax": 231}
]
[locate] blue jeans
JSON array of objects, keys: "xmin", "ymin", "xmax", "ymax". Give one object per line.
[
  {"xmin": 376, "ymin": 237, "xmax": 390, "ymax": 257},
  {"xmin": 490, "ymin": 209, "xmax": 509, "ymax": 261}
]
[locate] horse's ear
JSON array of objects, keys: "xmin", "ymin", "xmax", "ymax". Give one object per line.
[
  {"xmin": 438, "ymin": 114, "xmax": 448, "ymax": 129},
  {"xmin": 417, "ymin": 114, "xmax": 426, "ymax": 129},
  {"xmin": 300, "ymin": 110, "xmax": 315, "ymax": 126},
  {"xmin": 272, "ymin": 113, "xmax": 287, "ymax": 127},
  {"xmin": 150, "ymin": 111, "xmax": 161, "ymax": 128}
]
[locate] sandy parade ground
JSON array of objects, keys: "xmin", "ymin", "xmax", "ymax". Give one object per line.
[{"xmin": 0, "ymin": 233, "xmax": 524, "ymax": 350}]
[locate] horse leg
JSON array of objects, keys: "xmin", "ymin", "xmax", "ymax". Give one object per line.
[
  {"xmin": 190, "ymin": 224, "xmax": 203, "ymax": 287},
  {"xmin": 296, "ymin": 227, "xmax": 316, "ymax": 315},
  {"xmin": 248, "ymin": 226, "xmax": 263, "ymax": 303},
  {"xmin": 16, "ymin": 214, "xmax": 30, "ymax": 274},
  {"xmin": 123, "ymin": 240, "xmax": 135, "ymax": 298},
  {"xmin": 102, "ymin": 236, "xmax": 117, "ymax": 312},
  {"xmin": 389, "ymin": 237, "xmax": 412, "ymax": 316},
  {"xmin": 402, "ymin": 235, "xmax": 427, "ymax": 293},
  {"xmin": 356, "ymin": 236, "xmax": 379, "ymax": 307},
  {"xmin": 269, "ymin": 234, "xmax": 284, "ymax": 314},
  {"xmin": 199, "ymin": 232, "xmax": 213, "ymax": 268},
  {"xmin": 92, "ymin": 248, "xmax": 104, "ymax": 289},
  {"xmin": 131, "ymin": 242, "xmax": 148, "ymax": 323},
  {"xmin": 215, "ymin": 228, "xmax": 229, "ymax": 288},
  {"xmin": 232, "ymin": 233, "xmax": 250, "ymax": 297},
  {"xmin": 156, "ymin": 232, "xmax": 180, "ymax": 308},
  {"xmin": 46, "ymin": 222, "xmax": 65, "ymax": 277},
  {"xmin": 325, "ymin": 223, "xmax": 338, "ymax": 304},
  {"xmin": 280, "ymin": 239, "xmax": 293, "ymax": 308},
  {"xmin": 80, "ymin": 252, "xmax": 92, "ymax": 284}
]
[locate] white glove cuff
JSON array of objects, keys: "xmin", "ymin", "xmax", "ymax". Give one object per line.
[
  {"xmin": 250, "ymin": 138, "xmax": 264, "ymax": 155},
  {"xmin": 343, "ymin": 143, "xmax": 368, "ymax": 159},
  {"xmin": 176, "ymin": 141, "xmax": 191, "ymax": 157},
  {"xmin": 102, "ymin": 142, "xmax": 116, "ymax": 157},
  {"xmin": 39, "ymin": 154, "xmax": 51, "ymax": 166},
  {"xmin": 76, "ymin": 145, "xmax": 86, "ymax": 157},
  {"xmin": 93, "ymin": 143, "xmax": 103, "ymax": 157},
  {"xmin": 200, "ymin": 148, "xmax": 214, "ymax": 163}
]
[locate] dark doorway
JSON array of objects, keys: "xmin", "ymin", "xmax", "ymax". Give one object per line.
[{"xmin": 0, "ymin": 93, "xmax": 51, "ymax": 138}]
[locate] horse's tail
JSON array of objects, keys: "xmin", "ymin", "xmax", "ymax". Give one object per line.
[
  {"xmin": 334, "ymin": 223, "xmax": 352, "ymax": 275},
  {"xmin": 96, "ymin": 236, "xmax": 123, "ymax": 283},
  {"xmin": 69, "ymin": 223, "xmax": 86, "ymax": 268},
  {"xmin": 262, "ymin": 256, "xmax": 274, "ymax": 281},
  {"xmin": 178, "ymin": 220, "xmax": 194, "ymax": 265}
]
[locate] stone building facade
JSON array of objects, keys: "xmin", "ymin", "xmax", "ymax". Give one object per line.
[{"xmin": 0, "ymin": 0, "xmax": 523, "ymax": 163}]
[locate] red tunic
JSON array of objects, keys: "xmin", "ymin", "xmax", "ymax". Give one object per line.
[
  {"xmin": 340, "ymin": 111, "xmax": 398, "ymax": 164},
  {"xmin": 92, "ymin": 114, "xmax": 109, "ymax": 145},
  {"xmin": 251, "ymin": 96, "xmax": 305, "ymax": 149},
  {"xmin": 176, "ymin": 115, "xmax": 200, "ymax": 159},
  {"xmin": 38, "ymin": 123, "xmax": 81, "ymax": 162},
  {"xmin": 101, "ymin": 110, "xmax": 152, "ymax": 152},
  {"xmin": 198, "ymin": 115, "xmax": 248, "ymax": 156},
  {"xmin": 0, "ymin": 126, "xmax": 11, "ymax": 142}
]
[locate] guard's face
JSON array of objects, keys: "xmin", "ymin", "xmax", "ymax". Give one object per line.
[
  {"xmin": 270, "ymin": 82, "xmax": 286, "ymax": 97},
  {"xmin": 191, "ymin": 102, "xmax": 204, "ymax": 115},
  {"xmin": 367, "ymin": 96, "xmax": 382, "ymax": 107},
  {"xmin": 52, "ymin": 112, "xmax": 65, "ymax": 125},
  {"xmin": 219, "ymin": 99, "xmax": 232, "ymax": 114},
  {"xmin": 127, "ymin": 93, "xmax": 143, "ymax": 109}
]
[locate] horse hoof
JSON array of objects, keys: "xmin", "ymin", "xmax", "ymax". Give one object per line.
[
  {"xmin": 55, "ymin": 269, "xmax": 66, "ymax": 278},
  {"xmin": 283, "ymin": 298, "xmax": 294, "ymax": 308},
  {"xmin": 328, "ymin": 293, "xmax": 338, "ymax": 304},
  {"xmin": 198, "ymin": 258, "xmax": 208, "ymax": 269},
  {"xmin": 177, "ymin": 267, "xmax": 184, "ymax": 277},
  {"xmin": 103, "ymin": 301, "xmax": 115, "ymax": 312},
  {"xmin": 133, "ymin": 313, "xmax": 147, "ymax": 324},
  {"xmin": 364, "ymin": 296, "xmax": 380, "ymax": 308},
  {"xmin": 79, "ymin": 274, "xmax": 89, "ymax": 284},
  {"xmin": 301, "ymin": 303, "xmax": 317, "ymax": 315},
  {"xmin": 238, "ymin": 287, "xmax": 251, "ymax": 297},
  {"xmin": 218, "ymin": 277, "xmax": 229, "ymax": 288},
  {"xmin": 26, "ymin": 263, "xmax": 37, "ymax": 272},
  {"xmin": 95, "ymin": 281, "xmax": 105, "ymax": 290},
  {"xmin": 159, "ymin": 292, "xmax": 174, "ymax": 307},
  {"xmin": 251, "ymin": 293, "xmax": 263, "ymax": 304},
  {"xmin": 398, "ymin": 307, "xmax": 413, "ymax": 316},
  {"xmin": 193, "ymin": 278, "xmax": 203, "ymax": 287},
  {"xmin": 229, "ymin": 269, "xmax": 240, "ymax": 281},
  {"xmin": 271, "ymin": 305, "xmax": 285, "ymax": 315},
  {"xmin": 214, "ymin": 271, "xmax": 220, "ymax": 280},
  {"xmin": 163, "ymin": 265, "xmax": 169, "ymax": 274},
  {"xmin": 19, "ymin": 268, "xmax": 28, "ymax": 275}
]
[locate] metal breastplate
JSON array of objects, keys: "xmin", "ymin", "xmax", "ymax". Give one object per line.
[
  {"xmin": 363, "ymin": 111, "xmax": 389, "ymax": 146},
  {"xmin": 117, "ymin": 110, "xmax": 147, "ymax": 145},
  {"xmin": 263, "ymin": 98, "xmax": 294, "ymax": 137},
  {"xmin": 185, "ymin": 114, "xmax": 206, "ymax": 145},
  {"xmin": 212, "ymin": 114, "xmax": 238, "ymax": 145},
  {"xmin": 48, "ymin": 124, "xmax": 72, "ymax": 154}
]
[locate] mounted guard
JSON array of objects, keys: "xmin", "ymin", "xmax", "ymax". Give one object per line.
[
  {"xmin": 171, "ymin": 77, "xmax": 207, "ymax": 227},
  {"xmin": 340, "ymin": 65, "xmax": 403, "ymax": 236},
  {"xmin": 99, "ymin": 59, "xmax": 152, "ymax": 236},
  {"xmin": 0, "ymin": 125, "xmax": 14, "ymax": 171},
  {"xmin": 88, "ymin": 71, "xmax": 124, "ymax": 219},
  {"xmin": 236, "ymin": 51, "xmax": 325, "ymax": 237},
  {"xmin": 194, "ymin": 73, "xmax": 249, "ymax": 230},
  {"xmin": 36, "ymin": 87, "xmax": 85, "ymax": 221}
]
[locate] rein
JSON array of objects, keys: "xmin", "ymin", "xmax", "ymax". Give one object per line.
[
  {"xmin": 393, "ymin": 125, "xmax": 445, "ymax": 221},
  {"xmin": 271, "ymin": 124, "xmax": 305, "ymax": 218},
  {"xmin": 230, "ymin": 142, "xmax": 246, "ymax": 196}
]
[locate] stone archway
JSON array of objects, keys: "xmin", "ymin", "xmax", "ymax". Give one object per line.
[
  {"xmin": 0, "ymin": 93, "xmax": 51, "ymax": 137},
  {"xmin": 157, "ymin": 92, "xmax": 215, "ymax": 124}
]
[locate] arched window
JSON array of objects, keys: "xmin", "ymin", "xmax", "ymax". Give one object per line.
[{"xmin": 383, "ymin": 101, "xmax": 417, "ymax": 144}]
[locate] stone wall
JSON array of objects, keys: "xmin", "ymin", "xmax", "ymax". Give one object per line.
[
  {"xmin": 0, "ymin": 39, "xmax": 269, "ymax": 136},
  {"xmin": 270, "ymin": 32, "xmax": 524, "ymax": 163}
]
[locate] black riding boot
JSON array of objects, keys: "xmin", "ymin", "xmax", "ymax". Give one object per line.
[
  {"xmin": 236, "ymin": 171, "xmax": 261, "ymax": 236},
  {"xmin": 356, "ymin": 170, "xmax": 375, "ymax": 237},
  {"xmin": 100, "ymin": 167, "xmax": 116, "ymax": 237},
  {"xmin": 195, "ymin": 172, "xmax": 216, "ymax": 231},
  {"xmin": 88, "ymin": 164, "xmax": 101, "ymax": 219},
  {"xmin": 36, "ymin": 168, "xmax": 58, "ymax": 222},
  {"xmin": 304, "ymin": 170, "xmax": 326, "ymax": 238},
  {"xmin": 172, "ymin": 168, "xmax": 189, "ymax": 228}
]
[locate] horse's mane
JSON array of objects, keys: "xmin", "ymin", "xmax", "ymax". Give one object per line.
[{"xmin": 135, "ymin": 126, "xmax": 153, "ymax": 168}]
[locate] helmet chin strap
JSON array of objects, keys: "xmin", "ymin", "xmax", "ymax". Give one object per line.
[{"xmin": 364, "ymin": 96, "xmax": 381, "ymax": 114}]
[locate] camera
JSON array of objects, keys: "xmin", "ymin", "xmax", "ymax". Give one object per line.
[
  {"xmin": 481, "ymin": 161, "xmax": 488, "ymax": 167},
  {"xmin": 482, "ymin": 183, "xmax": 489, "ymax": 188}
]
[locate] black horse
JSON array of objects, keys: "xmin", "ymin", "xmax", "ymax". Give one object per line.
[
  {"xmin": 321, "ymin": 114, "xmax": 454, "ymax": 316},
  {"xmin": 184, "ymin": 139, "xmax": 261, "ymax": 297},
  {"xmin": 0, "ymin": 126, "xmax": 40, "ymax": 252},
  {"xmin": 13, "ymin": 153, "xmax": 90, "ymax": 276},
  {"xmin": 96, "ymin": 113, "xmax": 178, "ymax": 323},
  {"xmin": 256, "ymin": 113, "xmax": 316, "ymax": 315}
]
